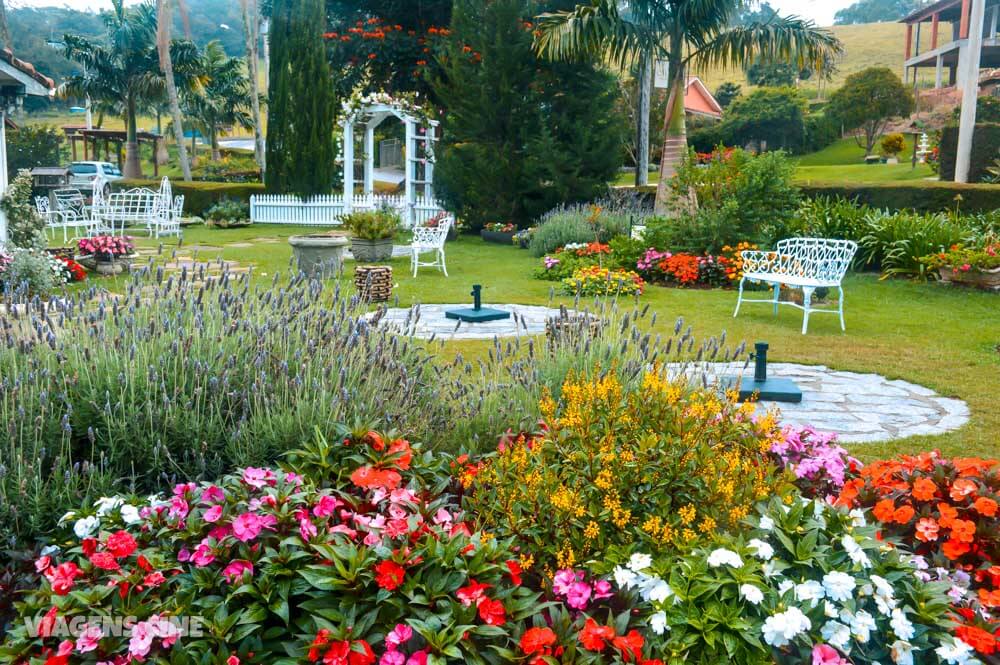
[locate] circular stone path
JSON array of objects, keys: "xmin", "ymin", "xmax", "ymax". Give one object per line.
[
  {"xmin": 370, "ymin": 303, "xmax": 570, "ymax": 340},
  {"xmin": 677, "ymin": 362, "xmax": 969, "ymax": 444}
]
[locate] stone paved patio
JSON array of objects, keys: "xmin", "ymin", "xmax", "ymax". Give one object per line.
[
  {"xmin": 369, "ymin": 303, "xmax": 567, "ymax": 340},
  {"xmin": 677, "ymin": 362, "xmax": 969, "ymax": 443}
]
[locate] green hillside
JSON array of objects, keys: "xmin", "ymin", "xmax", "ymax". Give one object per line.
[{"xmin": 688, "ymin": 22, "xmax": 940, "ymax": 98}]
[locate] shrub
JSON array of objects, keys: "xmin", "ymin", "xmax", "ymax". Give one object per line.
[
  {"xmin": 0, "ymin": 430, "xmax": 554, "ymax": 664},
  {"xmin": 617, "ymin": 496, "xmax": 959, "ymax": 664},
  {"xmin": 462, "ymin": 370, "xmax": 785, "ymax": 571},
  {"xmin": 802, "ymin": 112, "xmax": 840, "ymax": 154},
  {"xmin": 921, "ymin": 240, "xmax": 1000, "ymax": 274},
  {"xmin": 1, "ymin": 170, "xmax": 45, "ymax": 250},
  {"xmin": 791, "ymin": 195, "xmax": 872, "ymax": 243},
  {"xmin": 529, "ymin": 199, "xmax": 646, "ymax": 257},
  {"xmin": 342, "ymin": 207, "xmax": 400, "ymax": 240},
  {"xmin": 0, "ymin": 266, "xmax": 454, "ymax": 545},
  {"xmin": 6, "ymin": 125, "xmax": 62, "ymax": 174},
  {"xmin": 0, "ymin": 249, "xmax": 62, "ymax": 296},
  {"xmin": 798, "ymin": 181, "xmax": 1000, "ymax": 213},
  {"xmin": 880, "ymin": 133, "xmax": 907, "ymax": 157},
  {"xmin": 76, "ymin": 235, "xmax": 134, "ymax": 259},
  {"xmin": 858, "ymin": 209, "xmax": 969, "ymax": 277},
  {"xmin": 721, "ymin": 87, "xmax": 808, "ymax": 153},
  {"xmin": 665, "ymin": 148, "xmax": 800, "ymax": 251},
  {"xmin": 203, "ymin": 198, "xmax": 250, "ymax": 223},
  {"xmin": 939, "ymin": 123, "xmax": 1000, "ymax": 183},
  {"xmin": 561, "ymin": 265, "xmax": 645, "ymax": 296}
]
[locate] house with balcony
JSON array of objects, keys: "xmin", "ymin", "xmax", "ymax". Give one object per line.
[{"xmin": 902, "ymin": 0, "xmax": 1000, "ymax": 89}]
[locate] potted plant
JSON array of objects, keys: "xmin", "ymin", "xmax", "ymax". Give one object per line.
[
  {"xmin": 880, "ymin": 132, "xmax": 906, "ymax": 165},
  {"xmin": 921, "ymin": 241, "xmax": 1000, "ymax": 290},
  {"xmin": 481, "ymin": 222, "xmax": 517, "ymax": 244},
  {"xmin": 204, "ymin": 199, "xmax": 252, "ymax": 228},
  {"xmin": 513, "ymin": 227, "xmax": 535, "ymax": 249},
  {"xmin": 343, "ymin": 207, "xmax": 400, "ymax": 262},
  {"xmin": 77, "ymin": 235, "xmax": 136, "ymax": 275},
  {"xmin": 422, "ymin": 211, "xmax": 458, "ymax": 241}
]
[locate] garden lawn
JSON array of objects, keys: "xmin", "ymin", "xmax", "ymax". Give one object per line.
[{"xmin": 116, "ymin": 226, "xmax": 1000, "ymax": 461}]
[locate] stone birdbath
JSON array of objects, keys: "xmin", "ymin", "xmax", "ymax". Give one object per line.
[{"xmin": 288, "ymin": 233, "xmax": 350, "ymax": 278}]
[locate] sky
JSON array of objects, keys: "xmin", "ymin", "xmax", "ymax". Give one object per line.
[{"xmin": 10, "ymin": 0, "xmax": 860, "ymax": 27}]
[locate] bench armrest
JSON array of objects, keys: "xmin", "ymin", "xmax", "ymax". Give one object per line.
[{"xmin": 740, "ymin": 250, "xmax": 781, "ymax": 274}]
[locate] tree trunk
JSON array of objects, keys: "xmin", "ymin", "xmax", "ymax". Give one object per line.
[
  {"xmin": 124, "ymin": 98, "xmax": 142, "ymax": 179},
  {"xmin": 653, "ymin": 61, "xmax": 689, "ymax": 215},
  {"xmin": 241, "ymin": 0, "xmax": 266, "ymax": 174},
  {"xmin": 635, "ymin": 52, "xmax": 652, "ymax": 187},
  {"xmin": 157, "ymin": 0, "xmax": 192, "ymax": 182},
  {"xmin": 211, "ymin": 125, "xmax": 221, "ymax": 161}
]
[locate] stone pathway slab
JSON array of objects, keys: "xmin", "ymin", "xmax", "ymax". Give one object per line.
[{"xmin": 368, "ymin": 303, "xmax": 570, "ymax": 340}]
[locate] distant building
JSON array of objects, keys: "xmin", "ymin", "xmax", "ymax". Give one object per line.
[
  {"xmin": 902, "ymin": 0, "xmax": 1000, "ymax": 89},
  {"xmin": 683, "ymin": 77, "xmax": 723, "ymax": 121}
]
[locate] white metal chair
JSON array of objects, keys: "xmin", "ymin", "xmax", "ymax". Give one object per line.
[
  {"xmin": 36, "ymin": 196, "xmax": 72, "ymax": 243},
  {"xmin": 733, "ymin": 238, "xmax": 858, "ymax": 334},
  {"xmin": 410, "ymin": 216, "xmax": 452, "ymax": 277}
]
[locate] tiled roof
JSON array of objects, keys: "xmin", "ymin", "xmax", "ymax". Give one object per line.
[{"xmin": 0, "ymin": 47, "xmax": 55, "ymax": 90}]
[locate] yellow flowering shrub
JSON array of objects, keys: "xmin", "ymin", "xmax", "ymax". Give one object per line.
[{"xmin": 463, "ymin": 368, "xmax": 787, "ymax": 573}]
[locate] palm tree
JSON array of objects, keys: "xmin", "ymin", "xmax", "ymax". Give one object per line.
[
  {"xmin": 534, "ymin": 1, "xmax": 842, "ymax": 213},
  {"xmin": 240, "ymin": 0, "xmax": 266, "ymax": 173},
  {"xmin": 156, "ymin": 0, "xmax": 192, "ymax": 181},
  {"xmin": 63, "ymin": 0, "xmax": 201, "ymax": 179},
  {"xmin": 185, "ymin": 40, "xmax": 252, "ymax": 161}
]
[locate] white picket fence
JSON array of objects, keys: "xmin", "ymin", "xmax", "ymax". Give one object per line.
[{"xmin": 250, "ymin": 194, "xmax": 446, "ymax": 228}]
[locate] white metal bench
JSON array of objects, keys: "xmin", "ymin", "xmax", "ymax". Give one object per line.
[
  {"xmin": 410, "ymin": 215, "xmax": 452, "ymax": 277},
  {"xmin": 733, "ymin": 238, "xmax": 858, "ymax": 334}
]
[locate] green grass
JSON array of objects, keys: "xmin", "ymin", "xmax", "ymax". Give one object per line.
[
  {"xmin": 795, "ymin": 164, "xmax": 935, "ymax": 184},
  {"xmin": 102, "ymin": 226, "xmax": 1000, "ymax": 463}
]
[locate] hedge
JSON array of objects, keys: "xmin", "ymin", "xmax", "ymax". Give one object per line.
[
  {"xmin": 938, "ymin": 123, "xmax": 1000, "ymax": 183},
  {"xmin": 624, "ymin": 180, "xmax": 1000, "ymax": 213},
  {"xmin": 115, "ymin": 180, "xmax": 265, "ymax": 216}
]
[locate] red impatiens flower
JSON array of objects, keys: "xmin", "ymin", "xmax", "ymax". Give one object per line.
[
  {"xmin": 612, "ymin": 629, "xmax": 645, "ymax": 662},
  {"xmin": 956, "ymin": 625, "xmax": 999, "ymax": 655},
  {"xmin": 477, "ymin": 598, "xmax": 506, "ymax": 626},
  {"xmin": 44, "ymin": 562, "xmax": 82, "ymax": 595},
  {"xmin": 520, "ymin": 627, "xmax": 557, "ymax": 655},
  {"xmin": 456, "ymin": 579, "xmax": 492, "ymax": 607},
  {"xmin": 89, "ymin": 552, "xmax": 120, "ymax": 571},
  {"xmin": 506, "ymin": 560, "xmax": 523, "ymax": 586},
  {"xmin": 351, "ymin": 466, "xmax": 402, "ymax": 490},
  {"xmin": 579, "ymin": 618, "xmax": 616, "ymax": 652},
  {"xmin": 106, "ymin": 530, "xmax": 138, "ymax": 558},
  {"xmin": 373, "ymin": 560, "xmax": 406, "ymax": 591},
  {"xmin": 943, "ymin": 538, "xmax": 972, "ymax": 560}
]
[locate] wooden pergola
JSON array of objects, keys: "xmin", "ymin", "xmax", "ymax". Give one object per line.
[{"xmin": 62, "ymin": 127, "xmax": 164, "ymax": 177}]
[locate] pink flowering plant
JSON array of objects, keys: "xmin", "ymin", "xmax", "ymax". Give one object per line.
[
  {"xmin": 76, "ymin": 235, "xmax": 135, "ymax": 260},
  {"xmin": 0, "ymin": 430, "xmax": 553, "ymax": 664},
  {"xmin": 769, "ymin": 425, "xmax": 862, "ymax": 500}
]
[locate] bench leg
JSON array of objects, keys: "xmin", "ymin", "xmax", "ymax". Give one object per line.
[
  {"xmin": 838, "ymin": 285, "xmax": 846, "ymax": 331},
  {"xmin": 733, "ymin": 277, "xmax": 746, "ymax": 317},
  {"xmin": 439, "ymin": 249, "xmax": 448, "ymax": 277},
  {"xmin": 772, "ymin": 282, "xmax": 780, "ymax": 316},
  {"xmin": 801, "ymin": 287, "xmax": 814, "ymax": 335}
]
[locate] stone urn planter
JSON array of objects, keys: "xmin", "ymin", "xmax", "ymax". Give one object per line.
[
  {"xmin": 349, "ymin": 237, "xmax": 394, "ymax": 262},
  {"xmin": 289, "ymin": 234, "xmax": 350, "ymax": 278},
  {"xmin": 78, "ymin": 254, "xmax": 135, "ymax": 275},
  {"xmin": 481, "ymin": 230, "xmax": 516, "ymax": 245},
  {"xmin": 938, "ymin": 266, "xmax": 1000, "ymax": 290}
]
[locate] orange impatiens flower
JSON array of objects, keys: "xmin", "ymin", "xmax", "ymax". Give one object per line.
[
  {"xmin": 915, "ymin": 518, "xmax": 940, "ymax": 542},
  {"xmin": 974, "ymin": 496, "xmax": 998, "ymax": 517},
  {"xmin": 979, "ymin": 588, "xmax": 1000, "ymax": 608},
  {"xmin": 873, "ymin": 499, "xmax": 897, "ymax": 523},
  {"xmin": 912, "ymin": 477, "xmax": 938, "ymax": 502},
  {"xmin": 951, "ymin": 519, "xmax": 977, "ymax": 543},
  {"xmin": 938, "ymin": 502, "xmax": 959, "ymax": 529},
  {"xmin": 893, "ymin": 505, "xmax": 915, "ymax": 524},
  {"xmin": 951, "ymin": 478, "xmax": 979, "ymax": 502},
  {"xmin": 943, "ymin": 538, "xmax": 972, "ymax": 560}
]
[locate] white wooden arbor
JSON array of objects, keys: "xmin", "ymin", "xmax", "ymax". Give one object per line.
[{"xmin": 340, "ymin": 100, "xmax": 439, "ymax": 227}]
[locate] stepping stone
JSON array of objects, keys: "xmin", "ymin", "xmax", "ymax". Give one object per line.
[{"xmin": 226, "ymin": 242, "xmax": 257, "ymax": 248}]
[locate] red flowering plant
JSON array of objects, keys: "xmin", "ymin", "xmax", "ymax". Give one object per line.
[
  {"xmin": 836, "ymin": 450, "xmax": 1000, "ymax": 656},
  {"xmin": 0, "ymin": 429, "xmax": 552, "ymax": 664},
  {"xmin": 76, "ymin": 235, "xmax": 134, "ymax": 261},
  {"xmin": 57, "ymin": 257, "xmax": 87, "ymax": 283}
]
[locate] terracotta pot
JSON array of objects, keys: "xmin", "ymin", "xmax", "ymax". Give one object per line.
[
  {"xmin": 939, "ymin": 266, "xmax": 1000, "ymax": 289},
  {"xmin": 480, "ymin": 230, "xmax": 516, "ymax": 245}
]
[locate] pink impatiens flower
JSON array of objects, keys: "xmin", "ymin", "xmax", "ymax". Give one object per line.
[
  {"xmin": 385, "ymin": 624, "xmax": 413, "ymax": 650},
  {"xmin": 129, "ymin": 620, "xmax": 155, "ymax": 660},
  {"xmin": 222, "ymin": 560, "xmax": 254, "ymax": 584},
  {"xmin": 232, "ymin": 512, "xmax": 264, "ymax": 542},
  {"xmin": 201, "ymin": 485, "xmax": 225, "ymax": 504},
  {"xmin": 592, "ymin": 579, "xmax": 614, "ymax": 600},
  {"xmin": 241, "ymin": 467, "xmax": 276, "ymax": 489},
  {"xmin": 313, "ymin": 495, "xmax": 340, "ymax": 518},
  {"xmin": 191, "ymin": 542, "xmax": 216, "ymax": 567},
  {"xmin": 812, "ymin": 644, "xmax": 848, "ymax": 665},
  {"xmin": 552, "ymin": 569, "xmax": 577, "ymax": 596},
  {"xmin": 566, "ymin": 581, "xmax": 592, "ymax": 609},
  {"xmin": 203, "ymin": 505, "xmax": 223, "ymax": 523},
  {"xmin": 75, "ymin": 623, "xmax": 103, "ymax": 653}
]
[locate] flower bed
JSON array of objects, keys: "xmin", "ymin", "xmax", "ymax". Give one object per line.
[{"xmin": 921, "ymin": 242, "xmax": 1000, "ymax": 289}]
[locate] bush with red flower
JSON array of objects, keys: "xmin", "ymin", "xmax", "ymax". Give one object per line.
[{"xmin": 77, "ymin": 235, "xmax": 134, "ymax": 261}]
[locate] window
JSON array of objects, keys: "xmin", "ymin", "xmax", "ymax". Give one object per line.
[
  {"xmin": 69, "ymin": 163, "xmax": 97, "ymax": 175},
  {"xmin": 102, "ymin": 164, "xmax": 122, "ymax": 176}
]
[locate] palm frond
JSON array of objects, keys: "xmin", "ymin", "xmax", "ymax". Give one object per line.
[
  {"xmin": 533, "ymin": 0, "xmax": 659, "ymax": 68},
  {"xmin": 689, "ymin": 15, "xmax": 843, "ymax": 71}
]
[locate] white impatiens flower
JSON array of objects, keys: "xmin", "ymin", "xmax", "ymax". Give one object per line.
[
  {"xmin": 872, "ymin": 575, "xmax": 898, "ymax": 615},
  {"xmin": 849, "ymin": 509, "xmax": 867, "ymax": 527},
  {"xmin": 841, "ymin": 535, "xmax": 872, "ymax": 568},
  {"xmin": 747, "ymin": 538, "xmax": 774, "ymax": 561},
  {"xmin": 935, "ymin": 636, "xmax": 978, "ymax": 664},
  {"xmin": 890, "ymin": 608, "xmax": 915, "ymax": 641},
  {"xmin": 758, "ymin": 515, "xmax": 775, "ymax": 531},
  {"xmin": 822, "ymin": 571, "xmax": 857, "ymax": 602},
  {"xmin": 649, "ymin": 611, "xmax": 668, "ymax": 635},
  {"xmin": 707, "ymin": 548, "xmax": 743, "ymax": 568},
  {"xmin": 795, "ymin": 580, "xmax": 826, "ymax": 606},
  {"xmin": 762, "ymin": 560, "xmax": 781, "ymax": 579},
  {"xmin": 613, "ymin": 566, "xmax": 638, "ymax": 589},
  {"xmin": 58, "ymin": 511, "xmax": 76, "ymax": 525},
  {"xmin": 891, "ymin": 640, "xmax": 915, "ymax": 665},
  {"xmin": 762, "ymin": 607, "xmax": 811, "ymax": 647},
  {"xmin": 849, "ymin": 610, "xmax": 877, "ymax": 643},
  {"xmin": 628, "ymin": 552, "xmax": 652, "ymax": 572},
  {"xmin": 739, "ymin": 584, "xmax": 764, "ymax": 605},
  {"xmin": 94, "ymin": 496, "xmax": 124, "ymax": 517},
  {"xmin": 821, "ymin": 620, "xmax": 851, "ymax": 650},
  {"xmin": 119, "ymin": 504, "xmax": 141, "ymax": 525},
  {"xmin": 643, "ymin": 578, "xmax": 674, "ymax": 604},
  {"xmin": 73, "ymin": 515, "xmax": 99, "ymax": 539},
  {"xmin": 778, "ymin": 579, "xmax": 795, "ymax": 595},
  {"xmin": 823, "ymin": 601, "xmax": 839, "ymax": 618}
]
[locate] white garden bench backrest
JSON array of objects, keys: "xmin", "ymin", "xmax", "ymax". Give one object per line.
[
  {"xmin": 54, "ymin": 189, "xmax": 86, "ymax": 219},
  {"xmin": 173, "ymin": 195, "xmax": 184, "ymax": 220},
  {"xmin": 35, "ymin": 196, "xmax": 51, "ymax": 215},
  {"xmin": 774, "ymin": 238, "xmax": 858, "ymax": 285},
  {"xmin": 412, "ymin": 216, "xmax": 452, "ymax": 250}
]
